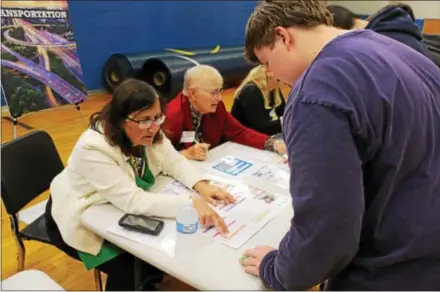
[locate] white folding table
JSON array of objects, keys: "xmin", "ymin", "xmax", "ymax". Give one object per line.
[{"xmin": 81, "ymin": 142, "xmax": 293, "ymax": 290}]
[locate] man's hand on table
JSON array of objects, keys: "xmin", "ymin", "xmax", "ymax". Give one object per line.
[{"xmin": 239, "ymin": 246, "xmax": 276, "ymax": 276}]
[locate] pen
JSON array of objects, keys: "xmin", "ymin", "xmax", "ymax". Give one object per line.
[
  {"xmin": 239, "ymin": 255, "xmax": 248, "ymax": 261},
  {"xmin": 194, "ymin": 139, "xmax": 210, "ymax": 153}
]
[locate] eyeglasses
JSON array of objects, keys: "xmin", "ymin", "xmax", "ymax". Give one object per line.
[
  {"xmin": 199, "ymin": 88, "xmax": 223, "ymax": 96},
  {"xmin": 127, "ymin": 114, "xmax": 166, "ymax": 129}
]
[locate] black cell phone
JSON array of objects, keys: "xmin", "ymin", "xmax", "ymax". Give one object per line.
[{"xmin": 118, "ymin": 214, "xmax": 164, "ymax": 236}]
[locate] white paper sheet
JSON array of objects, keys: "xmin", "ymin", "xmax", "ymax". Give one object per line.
[
  {"xmin": 200, "ymin": 179, "xmax": 290, "ymax": 249},
  {"xmin": 18, "ymin": 199, "xmax": 48, "ymax": 224},
  {"xmin": 209, "ymin": 156, "xmax": 255, "ymax": 176},
  {"xmin": 205, "ymin": 155, "xmax": 290, "ymax": 189},
  {"xmin": 248, "ymin": 164, "xmax": 290, "ymax": 189},
  {"xmin": 153, "ymin": 177, "xmax": 290, "ymax": 249},
  {"xmin": 204, "ymin": 156, "xmax": 263, "ymax": 179},
  {"xmin": 215, "ymin": 143, "xmax": 281, "ymax": 164},
  {"xmin": 161, "ymin": 180, "xmax": 196, "ymax": 196},
  {"xmin": 277, "ymin": 154, "xmax": 289, "ymax": 164}
]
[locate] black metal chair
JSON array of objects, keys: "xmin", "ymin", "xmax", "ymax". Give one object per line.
[{"xmin": 1, "ymin": 130, "xmax": 103, "ymax": 290}]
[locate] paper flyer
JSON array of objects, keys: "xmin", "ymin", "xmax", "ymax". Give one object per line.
[
  {"xmin": 206, "ymin": 155, "xmax": 290, "ymax": 189},
  {"xmin": 208, "ymin": 156, "xmax": 254, "ymax": 177},
  {"xmin": 249, "ymin": 164, "xmax": 290, "ymax": 189},
  {"xmin": 200, "ymin": 179, "xmax": 290, "ymax": 248}
]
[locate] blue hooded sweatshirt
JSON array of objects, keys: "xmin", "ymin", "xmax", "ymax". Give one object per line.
[{"xmin": 366, "ymin": 5, "xmax": 430, "ymax": 57}]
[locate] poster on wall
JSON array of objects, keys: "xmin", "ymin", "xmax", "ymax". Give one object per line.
[{"xmin": 1, "ymin": 0, "xmax": 87, "ymax": 118}]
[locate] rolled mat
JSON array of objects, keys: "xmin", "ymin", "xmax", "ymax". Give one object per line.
[
  {"xmin": 103, "ymin": 46, "xmax": 251, "ymax": 99},
  {"xmin": 140, "ymin": 50, "xmax": 253, "ymax": 100}
]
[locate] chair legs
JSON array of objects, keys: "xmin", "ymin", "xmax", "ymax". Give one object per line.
[
  {"xmin": 14, "ymin": 237, "xmax": 26, "ymax": 272},
  {"xmin": 94, "ymin": 269, "xmax": 103, "ymax": 291},
  {"xmin": 9, "ymin": 215, "xmax": 25, "ymax": 272},
  {"xmin": 9, "ymin": 214, "xmax": 103, "ymax": 290}
]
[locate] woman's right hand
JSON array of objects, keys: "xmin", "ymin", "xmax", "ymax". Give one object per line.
[
  {"xmin": 181, "ymin": 143, "xmax": 210, "ymax": 161},
  {"xmin": 192, "ymin": 197, "xmax": 228, "ymax": 235}
]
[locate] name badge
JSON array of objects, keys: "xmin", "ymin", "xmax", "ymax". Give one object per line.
[
  {"xmin": 180, "ymin": 131, "xmax": 196, "ymax": 143},
  {"xmin": 269, "ymin": 108, "xmax": 278, "ymax": 121}
]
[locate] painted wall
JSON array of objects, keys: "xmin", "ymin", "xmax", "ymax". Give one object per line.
[
  {"xmin": 68, "ymin": 1, "xmax": 257, "ymax": 91},
  {"xmin": 327, "ymin": 0, "xmax": 440, "ymax": 19},
  {"xmin": 394, "ymin": 1, "xmax": 440, "ymax": 19},
  {"xmin": 326, "ymin": 1, "xmax": 440, "ymax": 36},
  {"xmin": 326, "ymin": 1, "xmax": 390, "ymax": 15}
]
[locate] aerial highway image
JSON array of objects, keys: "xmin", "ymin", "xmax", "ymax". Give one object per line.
[{"xmin": 1, "ymin": 0, "xmax": 87, "ymax": 118}]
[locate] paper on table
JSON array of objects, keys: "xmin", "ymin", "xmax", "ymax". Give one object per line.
[
  {"xmin": 277, "ymin": 154, "xmax": 289, "ymax": 164},
  {"xmin": 106, "ymin": 219, "xmax": 177, "ymax": 257},
  {"xmin": 201, "ymin": 179, "xmax": 290, "ymax": 249},
  {"xmin": 215, "ymin": 143, "xmax": 281, "ymax": 164},
  {"xmin": 161, "ymin": 180, "xmax": 196, "ymax": 196},
  {"xmin": 247, "ymin": 164, "xmax": 290, "ymax": 189},
  {"xmin": 204, "ymin": 156, "xmax": 261, "ymax": 178},
  {"xmin": 18, "ymin": 199, "xmax": 48, "ymax": 224},
  {"xmin": 157, "ymin": 177, "xmax": 289, "ymax": 249}
]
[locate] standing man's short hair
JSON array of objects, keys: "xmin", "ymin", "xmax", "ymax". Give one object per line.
[
  {"xmin": 326, "ymin": 5, "xmax": 358, "ymax": 29},
  {"xmin": 245, "ymin": 0, "xmax": 333, "ymax": 63}
]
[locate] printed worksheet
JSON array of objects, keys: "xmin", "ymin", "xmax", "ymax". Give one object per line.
[
  {"xmin": 206, "ymin": 156, "xmax": 290, "ymax": 189},
  {"xmin": 161, "ymin": 180, "xmax": 195, "ymax": 196},
  {"xmin": 158, "ymin": 177, "xmax": 289, "ymax": 249},
  {"xmin": 200, "ymin": 180, "xmax": 290, "ymax": 248},
  {"xmin": 207, "ymin": 156, "xmax": 255, "ymax": 177},
  {"xmin": 277, "ymin": 154, "xmax": 289, "ymax": 165},
  {"xmin": 249, "ymin": 164, "xmax": 290, "ymax": 189}
]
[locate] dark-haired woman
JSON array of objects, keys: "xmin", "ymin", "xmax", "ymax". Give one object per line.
[{"xmin": 45, "ymin": 79, "xmax": 234, "ymax": 290}]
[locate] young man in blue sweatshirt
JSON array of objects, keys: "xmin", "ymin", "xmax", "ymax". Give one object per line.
[
  {"xmin": 240, "ymin": 0, "xmax": 440, "ymax": 290},
  {"xmin": 326, "ymin": 3, "xmax": 430, "ymax": 58}
]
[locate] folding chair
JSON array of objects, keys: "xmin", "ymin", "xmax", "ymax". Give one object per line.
[{"xmin": 1, "ymin": 130, "xmax": 103, "ymax": 290}]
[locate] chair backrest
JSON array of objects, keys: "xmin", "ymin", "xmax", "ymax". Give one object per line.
[{"xmin": 1, "ymin": 130, "xmax": 64, "ymax": 215}]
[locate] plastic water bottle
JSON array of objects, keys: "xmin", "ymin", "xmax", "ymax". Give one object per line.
[
  {"xmin": 175, "ymin": 201, "xmax": 199, "ymax": 263},
  {"xmin": 176, "ymin": 201, "xmax": 199, "ymax": 234}
]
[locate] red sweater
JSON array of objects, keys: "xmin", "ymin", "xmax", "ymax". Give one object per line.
[{"xmin": 164, "ymin": 92, "xmax": 268, "ymax": 150}]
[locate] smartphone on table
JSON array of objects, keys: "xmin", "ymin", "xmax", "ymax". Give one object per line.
[{"xmin": 118, "ymin": 214, "xmax": 164, "ymax": 236}]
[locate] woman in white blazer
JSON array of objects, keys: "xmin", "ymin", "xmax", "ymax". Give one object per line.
[{"xmin": 45, "ymin": 79, "xmax": 235, "ymax": 291}]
